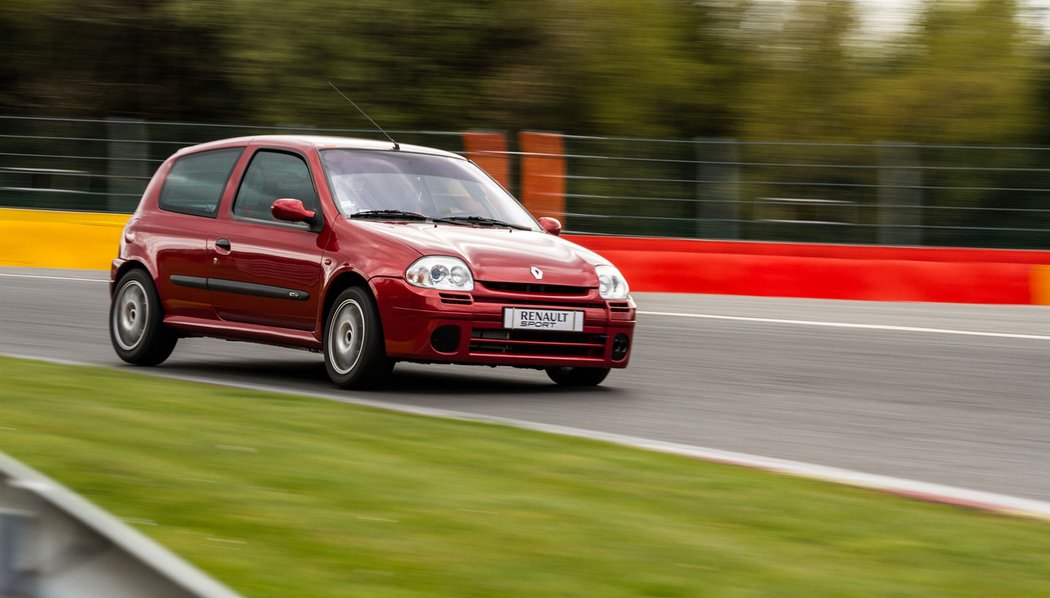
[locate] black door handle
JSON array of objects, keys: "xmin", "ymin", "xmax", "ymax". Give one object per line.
[{"xmin": 215, "ymin": 238, "xmax": 231, "ymax": 251}]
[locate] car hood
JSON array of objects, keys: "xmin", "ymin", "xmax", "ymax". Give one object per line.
[{"xmin": 356, "ymin": 222, "xmax": 608, "ymax": 286}]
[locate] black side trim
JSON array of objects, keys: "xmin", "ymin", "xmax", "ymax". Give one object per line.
[
  {"xmin": 208, "ymin": 278, "xmax": 311, "ymax": 301},
  {"xmin": 171, "ymin": 275, "xmax": 209, "ymax": 290},
  {"xmin": 170, "ymin": 275, "xmax": 310, "ymax": 301}
]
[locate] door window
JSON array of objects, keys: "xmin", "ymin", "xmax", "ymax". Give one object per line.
[
  {"xmin": 158, "ymin": 148, "xmax": 243, "ymax": 218},
  {"xmin": 233, "ymin": 150, "xmax": 319, "ymax": 223}
]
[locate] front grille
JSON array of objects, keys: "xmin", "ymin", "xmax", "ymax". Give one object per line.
[
  {"xmin": 469, "ymin": 328, "xmax": 606, "ymax": 358},
  {"xmin": 608, "ymin": 301, "xmax": 632, "ymax": 313},
  {"xmin": 480, "ymin": 281, "xmax": 591, "ymax": 296},
  {"xmin": 473, "ymin": 296, "xmax": 604, "ymax": 309}
]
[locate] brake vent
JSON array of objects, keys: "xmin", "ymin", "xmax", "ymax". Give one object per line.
[
  {"xmin": 469, "ymin": 328, "xmax": 606, "ymax": 358},
  {"xmin": 439, "ymin": 292, "xmax": 473, "ymax": 305},
  {"xmin": 608, "ymin": 301, "xmax": 632, "ymax": 313}
]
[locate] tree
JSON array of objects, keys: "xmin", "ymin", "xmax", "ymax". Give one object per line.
[
  {"xmin": 859, "ymin": 0, "xmax": 1039, "ymax": 144},
  {"xmin": 739, "ymin": 0, "xmax": 867, "ymax": 141}
]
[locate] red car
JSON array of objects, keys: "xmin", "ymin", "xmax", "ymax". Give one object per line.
[{"xmin": 109, "ymin": 135, "xmax": 635, "ymax": 388}]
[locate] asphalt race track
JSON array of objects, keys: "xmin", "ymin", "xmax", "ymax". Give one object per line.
[{"xmin": 3, "ymin": 267, "xmax": 1050, "ymax": 502}]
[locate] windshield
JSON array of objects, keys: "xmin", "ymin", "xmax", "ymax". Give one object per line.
[{"xmin": 321, "ymin": 149, "xmax": 539, "ymax": 230}]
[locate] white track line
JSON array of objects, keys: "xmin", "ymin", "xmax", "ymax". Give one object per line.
[
  {"xmin": 5, "ymin": 352, "xmax": 1050, "ymax": 523},
  {"xmin": 639, "ymin": 310, "xmax": 1050, "ymax": 341},
  {"xmin": 4, "ymin": 272, "xmax": 1048, "ymax": 341},
  {"xmin": 0, "ymin": 272, "xmax": 106, "ymax": 283}
]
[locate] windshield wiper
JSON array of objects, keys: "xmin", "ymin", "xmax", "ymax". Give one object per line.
[
  {"xmin": 350, "ymin": 209, "xmax": 430, "ymax": 221},
  {"xmin": 438, "ymin": 215, "xmax": 531, "ymax": 231},
  {"xmin": 351, "ymin": 211, "xmax": 532, "ymax": 231}
]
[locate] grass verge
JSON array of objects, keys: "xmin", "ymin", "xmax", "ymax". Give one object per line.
[{"xmin": 1, "ymin": 355, "xmax": 1049, "ymax": 596}]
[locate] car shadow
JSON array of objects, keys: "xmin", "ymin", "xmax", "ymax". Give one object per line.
[
  {"xmin": 380, "ymin": 367, "xmax": 617, "ymax": 397},
  {"xmin": 152, "ymin": 358, "xmax": 624, "ymax": 399}
]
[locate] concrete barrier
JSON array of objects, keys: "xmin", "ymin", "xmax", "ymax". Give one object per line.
[
  {"xmin": 0, "ymin": 208, "xmax": 126, "ymax": 271},
  {"xmin": 3, "ymin": 208, "xmax": 1049, "ymax": 305},
  {"xmin": 570, "ymin": 235, "xmax": 1050, "ymax": 305}
]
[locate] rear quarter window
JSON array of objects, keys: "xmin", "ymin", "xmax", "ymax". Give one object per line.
[{"xmin": 158, "ymin": 148, "xmax": 243, "ymax": 217}]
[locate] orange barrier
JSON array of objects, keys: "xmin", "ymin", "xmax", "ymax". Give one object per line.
[
  {"xmin": 518, "ymin": 132, "xmax": 565, "ymax": 222},
  {"xmin": 462, "ymin": 132, "xmax": 511, "ymax": 190},
  {"xmin": 569, "ymin": 235, "xmax": 1050, "ymax": 305}
]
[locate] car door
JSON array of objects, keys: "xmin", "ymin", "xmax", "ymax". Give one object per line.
[
  {"xmin": 151, "ymin": 147, "xmax": 244, "ymax": 320},
  {"xmin": 208, "ymin": 148, "xmax": 325, "ymax": 331}
]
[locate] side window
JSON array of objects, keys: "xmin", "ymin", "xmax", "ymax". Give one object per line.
[
  {"xmin": 233, "ymin": 150, "xmax": 319, "ymax": 223},
  {"xmin": 158, "ymin": 148, "xmax": 243, "ymax": 218}
]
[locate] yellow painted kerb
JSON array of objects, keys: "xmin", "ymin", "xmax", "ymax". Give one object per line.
[{"xmin": 0, "ymin": 208, "xmax": 129, "ymax": 271}]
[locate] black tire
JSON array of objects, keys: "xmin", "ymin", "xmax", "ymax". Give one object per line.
[
  {"xmin": 545, "ymin": 366, "xmax": 610, "ymax": 387},
  {"xmin": 109, "ymin": 269, "xmax": 177, "ymax": 366},
  {"xmin": 324, "ymin": 286, "xmax": 393, "ymax": 389}
]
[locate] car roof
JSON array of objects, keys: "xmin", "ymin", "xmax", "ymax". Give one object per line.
[{"xmin": 173, "ymin": 135, "xmax": 465, "ymax": 161}]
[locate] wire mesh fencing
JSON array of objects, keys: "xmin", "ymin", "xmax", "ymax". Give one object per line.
[
  {"xmin": 4, "ymin": 115, "xmax": 1050, "ymax": 249},
  {"xmin": 559, "ymin": 135, "xmax": 1050, "ymax": 249}
]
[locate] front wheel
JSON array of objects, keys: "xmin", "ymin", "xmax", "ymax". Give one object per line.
[
  {"xmin": 324, "ymin": 287, "xmax": 393, "ymax": 389},
  {"xmin": 109, "ymin": 269, "xmax": 177, "ymax": 366},
  {"xmin": 545, "ymin": 366, "xmax": 610, "ymax": 387}
]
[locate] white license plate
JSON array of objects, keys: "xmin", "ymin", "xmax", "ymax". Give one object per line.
[{"xmin": 503, "ymin": 308, "xmax": 584, "ymax": 332}]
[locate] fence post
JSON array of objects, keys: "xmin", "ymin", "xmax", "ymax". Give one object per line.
[
  {"xmin": 106, "ymin": 117, "xmax": 148, "ymax": 213},
  {"xmin": 0, "ymin": 510, "xmax": 36, "ymax": 596},
  {"xmin": 696, "ymin": 138, "xmax": 739, "ymax": 239},
  {"xmin": 877, "ymin": 142, "xmax": 922, "ymax": 246}
]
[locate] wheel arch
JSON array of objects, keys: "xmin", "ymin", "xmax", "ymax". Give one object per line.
[
  {"xmin": 111, "ymin": 259, "xmax": 156, "ymax": 297},
  {"xmin": 321, "ymin": 269, "xmax": 377, "ymax": 324}
]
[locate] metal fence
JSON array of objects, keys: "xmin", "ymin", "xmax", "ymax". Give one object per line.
[
  {"xmin": 4, "ymin": 115, "xmax": 1050, "ymax": 249},
  {"xmin": 0, "ymin": 116, "xmax": 466, "ymax": 213},
  {"xmin": 561, "ymin": 135, "xmax": 1050, "ymax": 249}
]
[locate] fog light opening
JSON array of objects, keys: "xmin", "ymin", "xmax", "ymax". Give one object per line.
[
  {"xmin": 611, "ymin": 334, "xmax": 630, "ymax": 361},
  {"xmin": 430, "ymin": 325, "xmax": 461, "ymax": 354}
]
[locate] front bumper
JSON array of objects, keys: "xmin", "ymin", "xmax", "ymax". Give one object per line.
[{"xmin": 372, "ymin": 277, "xmax": 636, "ymax": 368}]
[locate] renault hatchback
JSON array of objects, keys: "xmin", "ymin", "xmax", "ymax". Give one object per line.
[{"xmin": 109, "ymin": 135, "xmax": 635, "ymax": 388}]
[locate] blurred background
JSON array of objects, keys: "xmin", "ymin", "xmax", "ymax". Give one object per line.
[{"xmin": 5, "ymin": 0, "xmax": 1050, "ymax": 247}]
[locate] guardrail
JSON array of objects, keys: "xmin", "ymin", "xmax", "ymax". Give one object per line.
[
  {"xmin": 4, "ymin": 116, "xmax": 1050, "ymax": 249},
  {"xmin": 0, "ymin": 450, "xmax": 241, "ymax": 598}
]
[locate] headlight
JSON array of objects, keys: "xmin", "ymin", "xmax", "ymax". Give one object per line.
[
  {"xmin": 405, "ymin": 256, "xmax": 474, "ymax": 292},
  {"xmin": 596, "ymin": 265, "xmax": 629, "ymax": 299}
]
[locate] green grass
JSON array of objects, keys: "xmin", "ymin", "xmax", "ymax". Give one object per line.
[{"xmin": 1, "ymin": 356, "xmax": 1049, "ymax": 597}]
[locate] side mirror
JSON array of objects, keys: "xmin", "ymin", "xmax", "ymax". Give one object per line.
[
  {"xmin": 272, "ymin": 198, "xmax": 320, "ymax": 230},
  {"xmin": 538, "ymin": 217, "xmax": 562, "ymax": 236}
]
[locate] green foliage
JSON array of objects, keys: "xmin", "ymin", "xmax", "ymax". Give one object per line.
[
  {"xmin": 740, "ymin": 0, "xmax": 867, "ymax": 141},
  {"xmin": 858, "ymin": 0, "xmax": 1040, "ymax": 144},
  {"xmin": 2, "ymin": 0, "xmax": 1047, "ymax": 146}
]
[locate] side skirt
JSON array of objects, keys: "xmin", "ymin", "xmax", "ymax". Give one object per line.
[{"xmin": 164, "ymin": 316, "xmax": 323, "ymax": 351}]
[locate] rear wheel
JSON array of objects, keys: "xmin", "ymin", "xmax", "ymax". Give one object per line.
[
  {"xmin": 324, "ymin": 287, "xmax": 393, "ymax": 389},
  {"xmin": 109, "ymin": 269, "xmax": 177, "ymax": 366},
  {"xmin": 545, "ymin": 366, "xmax": 610, "ymax": 387}
]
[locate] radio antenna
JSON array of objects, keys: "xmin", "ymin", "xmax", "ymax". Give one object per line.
[{"xmin": 328, "ymin": 81, "xmax": 399, "ymax": 151}]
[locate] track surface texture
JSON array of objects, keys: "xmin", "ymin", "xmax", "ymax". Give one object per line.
[{"xmin": 3, "ymin": 267, "xmax": 1049, "ymax": 501}]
